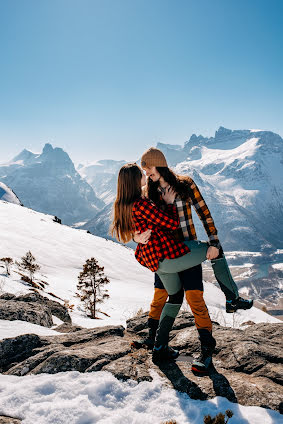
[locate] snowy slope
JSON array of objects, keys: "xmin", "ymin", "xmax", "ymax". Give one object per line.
[{"xmin": 0, "ymin": 200, "xmax": 279, "ymax": 340}]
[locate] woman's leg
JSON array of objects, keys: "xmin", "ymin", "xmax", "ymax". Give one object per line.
[
  {"xmin": 158, "ymin": 240, "xmax": 249, "ymax": 312},
  {"xmin": 157, "ymin": 240, "xmax": 208, "ymax": 278},
  {"xmin": 211, "ymin": 252, "xmax": 239, "ymax": 300}
]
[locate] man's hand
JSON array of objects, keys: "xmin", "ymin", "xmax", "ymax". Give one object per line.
[
  {"xmin": 133, "ymin": 229, "xmax": 152, "ymax": 244},
  {"xmin": 206, "ymin": 246, "xmax": 219, "ymax": 260},
  {"xmin": 162, "ymin": 186, "xmax": 176, "ymax": 204}
]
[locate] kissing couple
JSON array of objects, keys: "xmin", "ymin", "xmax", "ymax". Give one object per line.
[{"xmin": 111, "ymin": 147, "xmax": 253, "ymax": 375}]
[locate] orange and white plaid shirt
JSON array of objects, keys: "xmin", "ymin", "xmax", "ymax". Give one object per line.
[{"xmin": 159, "ymin": 176, "xmax": 221, "ymax": 248}]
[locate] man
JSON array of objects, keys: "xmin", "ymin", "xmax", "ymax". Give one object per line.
[{"xmin": 133, "ymin": 147, "xmax": 253, "ymax": 373}]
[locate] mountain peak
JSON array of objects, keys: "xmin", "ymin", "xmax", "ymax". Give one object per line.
[
  {"xmin": 42, "ymin": 143, "xmax": 54, "ymax": 154},
  {"xmin": 40, "ymin": 144, "xmax": 72, "ymax": 166},
  {"xmin": 215, "ymin": 126, "xmax": 232, "ymax": 139},
  {"xmin": 12, "ymin": 149, "xmax": 36, "ymax": 164}
]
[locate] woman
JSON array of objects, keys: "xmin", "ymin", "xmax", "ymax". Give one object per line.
[{"xmin": 112, "ymin": 163, "xmax": 220, "ymax": 373}]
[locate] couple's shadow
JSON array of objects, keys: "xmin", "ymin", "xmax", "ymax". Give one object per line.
[
  {"xmin": 157, "ymin": 361, "xmax": 253, "ymax": 423},
  {"xmin": 158, "ymin": 360, "xmax": 237, "ymax": 403}
]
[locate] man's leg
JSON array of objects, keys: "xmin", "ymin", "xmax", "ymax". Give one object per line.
[
  {"xmin": 181, "ymin": 265, "xmax": 212, "ymax": 333},
  {"xmin": 145, "ymin": 275, "xmax": 168, "ymax": 348},
  {"xmin": 149, "ymin": 274, "xmax": 168, "ymax": 321},
  {"xmin": 152, "ymin": 272, "xmax": 183, "ymax": 363},
  {"xmin": 179, "ymin": 265, "xmax": 216, "ymax": 375},
  {"xmin": 132, "ymin": 274, "xmax": 168, "ymax": 349}
]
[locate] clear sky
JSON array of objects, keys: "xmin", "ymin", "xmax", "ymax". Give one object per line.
[{"xmin": 0, "ymin": 0, "xmax": 282, "ymax": 165}]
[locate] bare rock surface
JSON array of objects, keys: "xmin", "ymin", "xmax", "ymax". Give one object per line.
[
  {"xmin": 0, "ymin": 292, "xmax": 71, "ymax": 324},
  {"xmin": 53, "ymin": 322, "xmax": 83, "ymax": 333},
  {"xmin": 0, "ymin": 311, "xmax": 282, "ymax": 414},
  {"xmin": 0, "ymin": 299, "xmax": 53, "ymax": 327}
]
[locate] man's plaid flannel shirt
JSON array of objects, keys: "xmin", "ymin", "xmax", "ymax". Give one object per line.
[
  {"xmin": 132, "ymin": 197, "xmax": 190, "ymax": 272},
  {"xmin": 159, "ymin": 177, "xmax": 221, "ymax": 247}
]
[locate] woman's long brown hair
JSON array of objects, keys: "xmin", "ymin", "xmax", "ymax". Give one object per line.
[
  {"xmin": 111, "ymin": 163, "xmax": 142, "ymax": 243},
  {"xmin": 147, "ymin": 167, "xmax": 193, "ymax": 205}
]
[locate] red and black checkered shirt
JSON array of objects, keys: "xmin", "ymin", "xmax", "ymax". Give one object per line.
[{"xmin": 132, "ymin": 197, "xmax": 190, "ymax": 272}]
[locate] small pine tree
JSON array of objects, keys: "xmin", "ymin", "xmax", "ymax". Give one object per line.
[
  {"xmin": 0, "ymin": 257, "xmax": 13, "ymax": 275},
  {"xmin": 16, "ymin": 251, "xmax": 40, "ymax": 283},
  {"xmin": 76, "ymin": 257, "xmax": 110, "ymax": 319}
]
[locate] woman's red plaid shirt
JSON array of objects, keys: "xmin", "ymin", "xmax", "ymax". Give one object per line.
[{"xmin": 132, "ymin": 197, "xmax": 190, "ymax": 272}]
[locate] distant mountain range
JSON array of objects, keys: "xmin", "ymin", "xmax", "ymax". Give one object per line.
[
  {"xmin": 0, "ymin": 143, "xmax": 104, "ymax": 225},
  {"xmin": 77, "ymin": 159, "xmax": 126, "ymax": 205},
  {"xmin": 78, "ymin": 127, "xmax": 283, "ymax": 253},
  {"xmin": 1, "ymin": 127, "xmax": 283, "ymax": 254}
]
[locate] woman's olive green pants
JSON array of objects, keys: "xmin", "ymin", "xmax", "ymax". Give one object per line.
[{"xmin": 154, "ymin": 240, "xmax": 239, "ymax": 347}]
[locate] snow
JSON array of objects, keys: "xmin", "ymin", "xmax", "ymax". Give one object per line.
[
  {"xmin": 0, "ymin": 371, "xmax": 282, "ymax": 424},
  {"xmin": 272, "ymin": 263, "xmax": 283, "ymax": 271},
  {"xmin": 0, "ymin": 319, "xmax": 61, "ymax": 339}
]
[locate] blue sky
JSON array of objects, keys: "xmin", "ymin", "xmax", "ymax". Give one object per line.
[{"xmin": 0, "ymin": 0, "xmax": 282, "ymax": 164}]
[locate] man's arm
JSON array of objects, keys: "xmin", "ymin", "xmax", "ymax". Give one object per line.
[{"xmin": 189, "ymin": 178, "xmax": 222, "ymax": 250}]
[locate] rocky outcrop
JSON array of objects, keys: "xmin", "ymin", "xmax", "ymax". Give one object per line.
[
  {"xmin": 0, "ymin": 299, "xmax": 53, "ymax": 327},
  {"xmin": 0, "ymin": 292, "xmax": 71, "ymax": 326},
  {"xmin": 0, "ymin": 311, "xmax": 282, "ymax": 413}
]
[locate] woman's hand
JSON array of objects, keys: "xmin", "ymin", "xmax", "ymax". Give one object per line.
[
  {"xmin": 133, "ymin": 229, "xmax": 152, "ymax": 244},
  {"xmin": 162, "ymin": 186, "xmax": 176, "ymax": 205},
  {"xmin": 206, "ymin": 246, "xmax": 219, "ymax": 260}
]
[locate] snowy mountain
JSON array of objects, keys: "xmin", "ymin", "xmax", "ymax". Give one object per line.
[
  {"xmin": 0, "ymin": 144, "xmax": 104, "ymax": 225},
  {"xmin": 77, "ymin": 159, "xmax": 127, "ymax": 205},
  {"xmin": 173, "ymin": 127, "xmax": 283, "ymax": 251},
  {"xmin": 83, "ymin": 127, "xmax": 283, "ymax": 254},
  {"xmin": 0, "ymin": 182, "xmax": 22, "ymax": 205}
]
